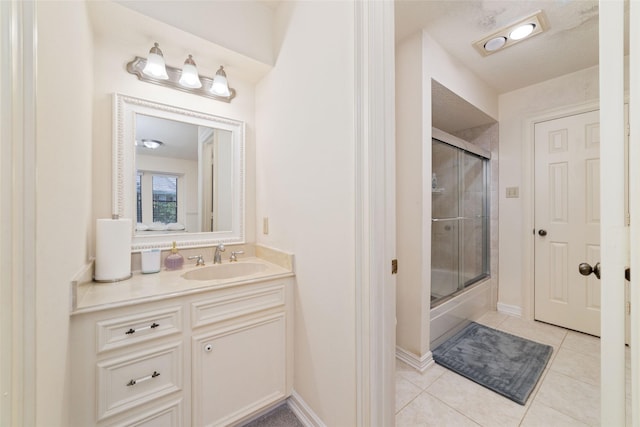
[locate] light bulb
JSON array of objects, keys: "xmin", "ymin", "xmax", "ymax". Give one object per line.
[
  {"xmin": 484, "ymin": 36, "xmax": 507, "ymax": 52},
  {"xmin": 178, "ymin": 55, "xmax": 202, "ymax": 88},
  {"xmin": 142, "ymin": 43, "xmax": 169, "ymax": 80},
  {"xmin": 210, "ymin": 66, "xmax": 231, "ymax": 97},
  {"xmin": 509, "ymin": 24, "xmax": 535, "ymax": 41}
]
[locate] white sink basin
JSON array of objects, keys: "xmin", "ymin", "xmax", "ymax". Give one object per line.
[{"xmin": 181, "ymin": 262, "xmax": 268, "ymax": 281}]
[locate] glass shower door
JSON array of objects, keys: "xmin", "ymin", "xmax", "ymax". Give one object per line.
[
  {"xmin": 431, "ymin": 141, "xmax": 460, "ymax": 302},
  {"xmin": 460, "ymin": 150, "xmax": 489, "ymax": 287},
  {"xmin": 431, "ymin": 139, "xmax": 489, "ymax": 306}
]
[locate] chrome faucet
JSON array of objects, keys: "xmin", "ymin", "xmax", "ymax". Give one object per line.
[
  {"xmin": 213, "ymin": 243, "xmax": 225, "ymax": 264},
  {"xmin": 188, "ymin": 255, "xmax": 205, "ymax": 266},
  {"xmin": 229, "ymin": 250, "xmax": 244, "ymax": 262}
]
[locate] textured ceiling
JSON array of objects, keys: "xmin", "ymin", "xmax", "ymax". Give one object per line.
[{"xmin": 395, "ymin": 0, "xmax": 617, "ymax": 94}]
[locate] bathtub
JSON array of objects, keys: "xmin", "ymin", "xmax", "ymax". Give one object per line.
[{"xmin": 430, "ymin": 270, "xmax": 492, "ymax": 349}]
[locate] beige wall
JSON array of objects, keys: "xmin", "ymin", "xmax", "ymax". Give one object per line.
[
  {"xmin": 255, "ymin": 1, "xmax": 357, "ymax": 425},
  {"xmin": 396, "ymin": 30, "xmax": 499, "ymax": 359},
  {"xmin": 423, "ymin": 32, "xmax": 498, "ymax": 121},
  {"xmin": 396, "ymin": 32, "xmax": 429, "ymax": 357},
  {"xmin": 112, "ymin": 0, "xmax": 276, "ymax": 66},
  {"xmin": 35, "ymin": 2, "xmax": 94, "ymax": 425}
]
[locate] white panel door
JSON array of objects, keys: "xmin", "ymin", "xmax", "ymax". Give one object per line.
[{"xmin": 534, "ymin": 110, "xmax": 601, "ymax": 336}]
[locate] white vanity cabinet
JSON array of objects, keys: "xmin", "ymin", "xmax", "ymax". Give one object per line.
[
  {"xmin": 70, "ymin": 277, "xmax": 293, "ymax": 427},
  {"xmin": 191, "ymin": 280, "xmax": 289, "ymax": 426}
]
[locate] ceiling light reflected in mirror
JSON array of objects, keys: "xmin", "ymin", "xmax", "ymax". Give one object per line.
[{"xmin": 140, "ymin": 139, "xmax": 164, "ymax": 149}]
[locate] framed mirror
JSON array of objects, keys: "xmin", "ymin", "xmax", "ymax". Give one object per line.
[{"xmin": 113, "ymin": 93, "xmax": 245, "ymax": 251}]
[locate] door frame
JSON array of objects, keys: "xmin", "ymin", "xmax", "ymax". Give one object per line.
[
  {"xmin": 521, "ymin": 100, "xmax": 601, "ymax": 321},
  {"xmin": 354, "ymin": 1, "xmax": 396, "ymax": 426},
  {"xmin": 0, "ymin": 0, "xmax": 37, "ymax": 425}
]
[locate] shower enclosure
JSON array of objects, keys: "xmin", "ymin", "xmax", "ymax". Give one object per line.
[{"xmin": 431, "ymin": 135, "xmax": 490, "ymax": 306}]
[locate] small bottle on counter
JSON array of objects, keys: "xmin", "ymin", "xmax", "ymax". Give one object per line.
[{"xmin": 164, "ymin": 241, "xmax": 184, "ymax": 270}]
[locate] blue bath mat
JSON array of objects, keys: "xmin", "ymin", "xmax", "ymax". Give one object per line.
[{"xmin": 432, "ymin": 322, "xmax": 553, "ymax": 405}]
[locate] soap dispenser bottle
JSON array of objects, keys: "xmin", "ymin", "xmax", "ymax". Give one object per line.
[{"xmin": 164, "ymin": 241, "xmax": 184, "ymax": 270}]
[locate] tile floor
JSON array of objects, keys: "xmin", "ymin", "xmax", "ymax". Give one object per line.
[{"xmin": 396, "ymin": 311, "xmax": 628, "ymax": 427}]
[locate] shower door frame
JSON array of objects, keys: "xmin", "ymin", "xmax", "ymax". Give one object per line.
[{"xmin": 431, "ymin": 128, "xmax": 491, "ymax": 306}]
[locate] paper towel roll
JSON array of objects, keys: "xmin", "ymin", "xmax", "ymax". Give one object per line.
[{"xmin": 95, "ymin": 218, "xmax": 132, "ymax": 282}]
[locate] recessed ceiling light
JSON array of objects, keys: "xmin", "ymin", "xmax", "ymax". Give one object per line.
[
  {"xmin": 484, "ymin": 37, "xmax": 507, "ymax": 52},
  {"xmin": 472, "ymin": 10, "xmax": 547, "ymax": 56},
  {"xmin": 510, "ymin": 23, "xmax": 535, "ymax": 40}
]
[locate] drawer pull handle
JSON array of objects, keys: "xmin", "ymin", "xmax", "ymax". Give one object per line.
[
  {"xmin": 125, "ymin": 322, "xmax": 159, "ymax": 335},
  {"xmin": 126, "ymin": 371, "xmax": 160, "ymax": 387}
]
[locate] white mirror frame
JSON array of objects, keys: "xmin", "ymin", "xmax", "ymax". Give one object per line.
[{"xmin": 113, "ymin": 93, "xmax": 245, "ymax": 251}]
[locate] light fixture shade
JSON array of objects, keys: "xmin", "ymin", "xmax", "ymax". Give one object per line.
[
  {"xmin": 178, "ymin": 54, "xmax": 202, "ymax": 88},
  {"xmin": 142, "ymin": 43, "xmax": 169, "ymax": 80},
  {"xmin": 210, "ymin": 66, "xmax": 231, "ymax": 97}
]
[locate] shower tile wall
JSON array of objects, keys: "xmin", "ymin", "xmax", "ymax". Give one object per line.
[{"xmin": 454, "ymin": 123, "xmax": 499, "ymax": 306}]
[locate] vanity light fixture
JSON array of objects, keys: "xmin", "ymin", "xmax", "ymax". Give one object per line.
[
  {"xmin": 178, "ymin": 55, "xmax": 202, "ymax": 89},
  {"xmin": 127, "ymin": 43, "xmax": 236, "ymax": 102},
  {"xmin": 472, "ymin": 10, "xmax": 547, "ymax": 56},
  {"xmin": 210, "ymin": 66, "xmax": 231, "ymax": 97},
  {"xmin": 141, "ymin": 43, "xmax": 169, "ymax": 80}
]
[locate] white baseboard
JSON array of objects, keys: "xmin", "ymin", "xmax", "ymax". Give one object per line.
[
  {"xmin": 288, "ymin": 390, "xmax": 325, "ymax": 427},
  {"xmin": 395, "ymin": 346, "xmax": 434, "ymax": 372},
  {"xmin": 497, "ymin": 302, "xmax": 522, "ymax": 317}
]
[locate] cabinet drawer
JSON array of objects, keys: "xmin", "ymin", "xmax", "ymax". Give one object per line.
[
  {"xmin": 96, "ymin": 307, "xmax": 182, "ymax": 353},
  {"xmin": 191, "ymin": 283, "xmax": 285, "ymax": 328},
  {"xmin": 108, "ymin": 399, "xmax": 183, "ymax": 427},
  {"xmin": 97, "ymin": 342, "xmax": 182, "ymax": 421}
]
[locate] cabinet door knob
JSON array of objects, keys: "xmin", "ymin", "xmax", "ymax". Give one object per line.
[{"xmin": 538, "ymin": 229, "xmax": 547, "ymax": 236}]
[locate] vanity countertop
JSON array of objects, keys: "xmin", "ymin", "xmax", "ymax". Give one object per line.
[{"xmin": 72, "ymin": 250, "xmax": 294, "ymax": 314}]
